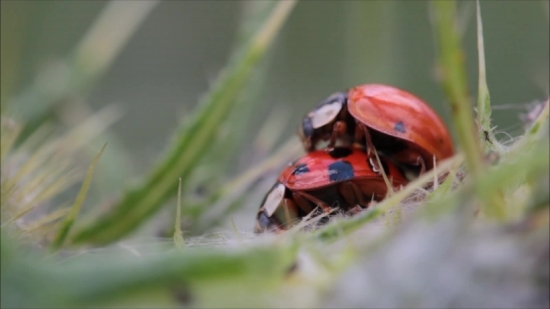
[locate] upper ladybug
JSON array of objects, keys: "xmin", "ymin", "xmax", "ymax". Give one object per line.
[
  {"xmin": 254, "ymin": 147, "xmax": 408, "ymax": 233},
  {"xmin": 298, "ymin": 84, "xmax": 454, "ymax": 176}
]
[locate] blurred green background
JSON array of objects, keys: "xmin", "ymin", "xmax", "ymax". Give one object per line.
[{"xmin": 1, "ymin": 1, "xmax": 548, "ymax": 233}]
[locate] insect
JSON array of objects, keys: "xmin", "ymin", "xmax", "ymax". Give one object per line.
[
  {"xmin": 254, "ymin": 147, "xmax": 407, "ymax": 233},
  {"xmin": 299, "ymin": 84, "xmax": 454, "ymax": 176}
]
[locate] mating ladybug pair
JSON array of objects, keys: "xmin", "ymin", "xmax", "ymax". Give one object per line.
[{"xmin": 254, "ymin": 84, "xmax": 454, "ymax": 233}]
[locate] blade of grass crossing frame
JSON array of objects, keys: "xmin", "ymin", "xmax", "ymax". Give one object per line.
[
  {"xmin": 10, "ymin": 1, "xmax": 160, "ymax": 142},
  {"xmin": 475, "ymin": 1, "xmax": 497, "ymax": 152},
  {"xmin": 51, "ymin": 143, "xmax": 107, "ymax": 250},
  {"xmin": 0, "ymin": 117, "xmax": 21, "ymax": 165},
  {"xmin": 71, "ymin": 1, "xmax": 297, "ymax": 245},
  {"xmin": 183, "ymin": 2, "xmax": 278, "ymax": 196},
  {"xmin": 430, "ymin": 1, "xmax": 483, "ymax": 177},
  {"xmin": 173, "ymin": 178, "xmax": 185, "ymax": 250},
  {"xmin": 431, "ymin": 1, "xmax": 506, "ymax": 220}
]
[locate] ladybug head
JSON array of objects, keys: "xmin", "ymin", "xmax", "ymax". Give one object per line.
[{"xmin": 298, "ymin": 91, "xmax": 348, "ymax": 151}]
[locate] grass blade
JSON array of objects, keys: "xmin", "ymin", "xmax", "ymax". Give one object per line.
[
  {"xmin": 475, "ymin": 0, "xmax": 498, "ymax": 151},
  {"xmin": 430, "ymin": 1, "xmax": 507, "ymax": 220},
  {"xmin": 70, "ymin": 1, "xmax": 297, "ymax": 245},
  {"xmin": 173, "ymin": 178, "xmax": 185, "ymax": 250},
  {"xmin": 430, "ymin": 1, "xmax": 483, "ymax": 177},
  {"xmin": 9, "ymin": 1, "xmax": 159, "ymax": 141},
  {"xmin": 51, "ymin": 143, "xmax": 107, "ymax": 250}
]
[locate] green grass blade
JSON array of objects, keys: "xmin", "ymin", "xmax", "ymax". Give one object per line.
[
  {"xmin": 475, "ymin": 0, "xmax": 497, "ymax": 151},
  {"xmin": 70, "ymin": 1, "xmax": 298, "ymax": 245},
  {"xmin": 430, "ymin": 1, "xmax": 483, "ymax": 176},
  {"xmin": 51, "ymin": 143, "xmax": 107, "ymax": 250},
  {"xmin": 173, "ymin": 178, "xmax": 185, "ymax": 250},
  {"xmin": 0, "ymin": 117, "xmax": 21, "ymax": 165},
  {"xmin": 1, "ymin": 233, "xmax": 298, "ymax": 308},
  {"xmin": 431, "ymin": 1, "xmax": 507, "ymax": 220}
]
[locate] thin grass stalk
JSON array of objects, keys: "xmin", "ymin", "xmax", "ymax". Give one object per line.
[
  {"xmin": 430, "ymin": 1, "xmax": 483, "ymax": 176},
  {"xmin": 475, "ymin": 1, "xmax": 497, "ymax": 152},
  {"xmin": 51, "ymin": 143, "xmax": 106, "ymax": 250},
  {"xmin": 173, "ymin": 178, "xmax": 185, "ymax": 250},
  {"xmin": 10, "ymin": 1, "xmax": 159, "ymax": 139}
]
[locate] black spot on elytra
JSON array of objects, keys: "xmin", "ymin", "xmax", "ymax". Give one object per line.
[
  {"xmin": 328, "ymin": 147, "xmax": 353, "ymax": 159},
  {"xmin": 394, "ymin": 121, "xmax": 406, "ymax": 133},
  {"xmin": 292, "ymin": 163, "xmax": 310, "ymax": 175},
  {"xmin": 328, "ymin": 161, "xmax": 354, "ymax": 182}
]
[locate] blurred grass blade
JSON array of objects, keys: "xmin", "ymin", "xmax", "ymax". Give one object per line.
[
  {"xmin": 71, "ymin": 1, "xmax": 298, "ymax": 245},
  {"xmin": 73, "ymin": 1, "xmax": 160, "ymax": 82},
  {"xmin": 312, "ymin": 208, "xmax": 382, "ymax": 243},
  {"xmin": 21, "ymin": 206, "xmax": 70, "ymax": 235},
  {"xmin": 2, "ymin": 106, "xmax": 120, "ymax": 200},
  {"xmin": 181, "ymin": 2, "xmax": 279, "ymax": 196},
  {"xmin": 51, "ymin": 143, "xmax": 106, "ymax": 250},
  {"xmin": 457, "ymin": 1, "xmax": 475, "ymax": 38},
  {"xmin": 475, "ymin": 0, "xmax": 497, "ymax": 151},
  {"xmin": 173, "ymin": 178, "xmax": 185, "ymax": 250},
  {"xmin": 0, "ymin": 117, "xmax": 21, "ymax": 165},
  {"xmin": 1, "ymin": 233, "xmax": 299, "ymax": 308},
  {"xmin": 9, "ymin": 1, "xmax": 159, "ymax": 133},
  {"xmin": 430, "ymin": 0, "xmax": 483, "ymax": 177},
  {"xmin": 4, "ymin": 168, "xmax": 81, "ymax": 226},
  {"xmin": 431, "ymin": 1, "xmax": 507, "ymax": 220}
]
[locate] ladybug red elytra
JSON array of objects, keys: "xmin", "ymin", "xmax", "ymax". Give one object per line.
[
  {"xmin": 254, "ymin": 147, "xmax": 407, "ymax": 233},
  {"xmin": 299, "ymin": 84, "xmax": 454, "ymax": 176}
]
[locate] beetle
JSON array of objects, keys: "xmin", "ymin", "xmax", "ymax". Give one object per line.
[
  {"xmin": 254, "ymin": 147, "xmax": 408, "ymax": 233},
  {"xmin": 299, "ymin": 84, "xmax": 454, "ymax": 176}
]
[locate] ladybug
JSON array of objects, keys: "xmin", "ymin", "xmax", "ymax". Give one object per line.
[
  {"xmin": 299, "ymin": 84, "xmax": 454, "ymax": 176},
  {"xmin": 254, "ymin": 147, "xmax": 408, "ymax": 233}
]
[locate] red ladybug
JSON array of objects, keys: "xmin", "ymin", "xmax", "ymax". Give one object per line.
[
  {"xmin": 299, "ymin": 84, "xmax": 454, "ymax": 176},
  {"xmin": 254, "ymin": 147, "xmax": 407, "ymax": 233}
]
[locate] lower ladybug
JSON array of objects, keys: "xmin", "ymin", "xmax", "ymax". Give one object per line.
[
  {"xmin": 254, "ymin": 147, "xmax": 407, "ymax": 233},
  {"xmin": 298, "ymin": 84, "xmax": 454, "ymax": 177}
]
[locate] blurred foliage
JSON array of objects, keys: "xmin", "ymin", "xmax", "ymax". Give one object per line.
[{"xmin": 1, "ymin": 1, "xmax": 549, "ymax": 308}]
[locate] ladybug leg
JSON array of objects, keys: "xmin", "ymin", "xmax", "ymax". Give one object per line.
[
  {"xmin": 392, "ymin": 149, "xmax": 427, "ymax": 175},
  {"xmin": 354, "ymin": 123, "xmax": 375, "ymax": 155},
  {"xmin": 338, "ymin": 182, "xmax": 368, "ymax": 214},
  {"xmin": 328, "ymin": 121, "xmax": 347, "ymax": 148},
  {"xmin": 355, "ymin": 122, "xmax": 381, "ymax": 172},
  {"xmin": 280, "ymin": 198, "xmax": 300, "ymax": 229},
  {"xmin": 293, "ymin": 191, "xmax": 332, "ymax": 214},
  {"xmin": 291, "ymin": 192, "xmax": 315, "ymax": 214}
]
